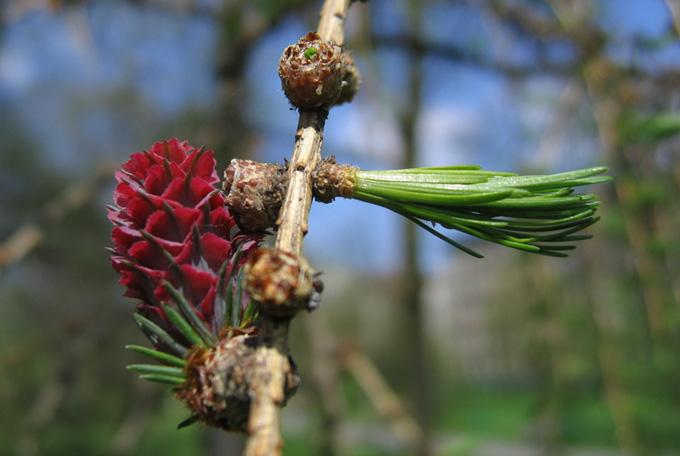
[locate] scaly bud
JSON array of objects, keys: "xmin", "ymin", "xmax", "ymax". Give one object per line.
[
  {"xmin": 245, "ymin": 247, "xmax": 316, "ymax": 317},
  {"xmin": 278, "ymin": 32, "xmax": 345, "ymax": 109},
  {"xmin": 223, "ymin": 159, "xmax": 288, "ymax": 233},
  {"xmin": 176, "ymin": 328, "xmax": 299, "ymax": 432}
]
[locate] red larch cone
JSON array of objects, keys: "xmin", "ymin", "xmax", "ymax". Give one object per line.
[{"xmin": 108, "ymin": 139, "xmax": 261, "ymax": 354}]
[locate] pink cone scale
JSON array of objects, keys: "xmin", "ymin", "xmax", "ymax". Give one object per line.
[{"xmin": 108, "ymin": 139, "xmax": 261, "ymax": 354}]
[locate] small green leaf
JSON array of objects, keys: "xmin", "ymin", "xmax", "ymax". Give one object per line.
[
  {"xmin": 218, "ymin": 245, "xmax": 248, "ymax": 331},
  {"xmin": 241, "ymin": 299, "xmax": 257, "ymax": 326},
  {"xmin": 133, "ymin": 314, "xmax": 188, "ymax": 357},
  {"xmin": 125, "ymin": 345, "xmax": 186, "ymax": 367},
  {"xmin": 304, "ymin": 47, "xmax": 318, "ymax": 60},
  {"xmin": 177, "ymin": 415, "xmax": 199, "ymax": 429},
  {"xmin": 127, "ymin": 364, "xmax": 186, "ymax": 378},
  {"xmin": 163, "ymin": 281, "xmax": 217, "ymax": 347},
  {"xmin": 226, "ymin": 280, "xmax": 236, "ymax": 329},
  {"xmin": 161, "ymin": 303, "xmax": 206, "ymax": 348},
  {"xmin": 407, "ymin": 216, "xmax": 484, "ymax": 258},
  {"xmin": 139, "ymin": 374, "xmax": 186, "ymax": 386},
  {"xmin": 214, "ymin": 258, "xmax": 232, "ymax": 331},
  {"xmin": 232, "ymin": 268, "xmax": 246, "ymax": 328}
]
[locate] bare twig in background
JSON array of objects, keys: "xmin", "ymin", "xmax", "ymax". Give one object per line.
[
  {"xmin": 109, "ymin": 381, "xmax": 160, "ymax": 456},
  {"xmin": 371, "ymin": 34, "xmax": 574, "ymax": 78},
  {"xmin": 341, "ymin": 344, "xmax": 424, "ymax": 447},
  {"xmin": 304, "ymin": 312, "xmax": 347, "ymax": 456},
  {"xmin": 0, "ymin": 224, "xmax": 43, "ymax": 271},
  {"xmin": 0, "ymin": 163, "xmax": 115, "ymax": 272},
  {"xmin": 304, "ymin": 312, "xmax": 426, "ymax": 455},
  {"xmin": 243, "ymin": 2, "xmax": 354, "ymax": 455},
  {"xmin": 484, "ymin": 0, "xmax": 571, "ymax": 40}
]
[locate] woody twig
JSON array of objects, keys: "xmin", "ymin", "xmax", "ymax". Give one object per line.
[{"xmin": 242, "ymin": 1, "xmax": 358, "ymax": 455}]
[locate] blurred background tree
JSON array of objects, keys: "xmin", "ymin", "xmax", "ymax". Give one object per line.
[{"xmin": 1, "ymin": 0, "xmax": 679, "ymax": 455}]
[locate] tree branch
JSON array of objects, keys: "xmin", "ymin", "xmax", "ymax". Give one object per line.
[
  {"xmin": 274, "ymin": 111, "xmax": 327, "ymax": 255},
  {"xmin": 318, "ymin": 0, "xmax": 353, "ymax": 45},
  {"xmin": 341, "ymin": 344, "xmax": 424, "ymax": 446},
  {"xmin": 371, "ymin": 34, "xmax": 575, "ymax": 78},
  {"xmin": 0, "ymin": 163, "xmax": 114, "ymax": 273},
  {"xmin": 243, "ymin": 1, "xmax": 354, "ymax": 455}
]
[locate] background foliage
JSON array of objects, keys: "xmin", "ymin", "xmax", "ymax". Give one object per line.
[{"xmin": 1, "ymin": 1, "xmax": 679, "ymax": 455}]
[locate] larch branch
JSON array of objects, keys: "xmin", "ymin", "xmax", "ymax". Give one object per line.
[{"xmin": 243, "ymin": 1, "xmax": 355, "ymax": 455}]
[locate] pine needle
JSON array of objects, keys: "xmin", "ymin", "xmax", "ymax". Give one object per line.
[
  {"xmin": 353, "ymin": 166, "xmax": 611, "ymax": 257},
  {"xmin": 125, "ymin": 345, "xmax": 186, "ymax": 367}
]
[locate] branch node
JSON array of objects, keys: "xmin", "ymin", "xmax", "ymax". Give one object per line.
[{"xmin": 245, "ymin": 247, "xmax": 320, "ymax": 317}]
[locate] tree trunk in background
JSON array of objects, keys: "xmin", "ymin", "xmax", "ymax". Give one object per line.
[{"xmin": 400, "ymin": 1, "xmax": 431, "ymax": 454}]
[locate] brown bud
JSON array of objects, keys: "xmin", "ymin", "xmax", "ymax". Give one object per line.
[
  {"xmin": 278, "ymin": 32, "xmax": 344, "ymax": 109},
  {"xmin": 176, "ymin": 328, "xmax": 300, "ymax": 432},
  {"xmin": 334, "ymin": 50, "xmax": 361, "ymax": 106},
  {"xmin": 222, "ymin": 159, "xmax": 288, "ymax": 233},
  {"xmin": 245, "ymin": 247, "xmax": 315, "ymax": 317},
  {"xmin": 311, "ymin": 156, "xmax": 358, "ymax": 203}
]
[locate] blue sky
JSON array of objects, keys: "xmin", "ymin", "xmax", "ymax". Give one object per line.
[{"xmin": 1, "ymin": 0, "xmax": 677, "ymax": 272}]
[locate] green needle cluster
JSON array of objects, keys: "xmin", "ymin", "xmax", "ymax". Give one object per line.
[{"xmin": 353, "ymin": 166, "xmax": 611, "ymax": 258}]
